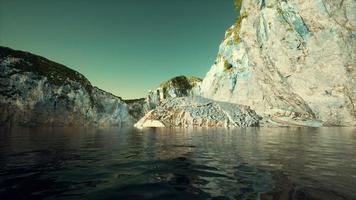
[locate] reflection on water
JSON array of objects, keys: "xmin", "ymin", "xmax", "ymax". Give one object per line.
[{"xmin": 0, "ymin": 127, "xmax": 355, "ymax": 199}]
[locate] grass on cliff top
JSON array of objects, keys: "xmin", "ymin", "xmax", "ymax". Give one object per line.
[
  {"xmin": 159, "ymin": 76, "xmax": 202, "ymax": 90},
  {"xmin": 158, "ymin": 76, "xmax": 202, "ymax": 98}
]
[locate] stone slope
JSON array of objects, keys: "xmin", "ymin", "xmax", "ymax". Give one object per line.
[
  {"xmin": 135, "ymin": 97, "xmax": 260, "ymax": 128},
  {"xmin": 0, "ymin": 46, "xmax": 134, "ymax": 127},
  {"xmin": 200, "ymin": 0, "xmax": 356, "ymax": 126}
]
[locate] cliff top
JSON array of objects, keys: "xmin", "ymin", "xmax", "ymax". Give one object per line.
[{"xmin": 0, "ymin": 46, "xmax": 92, "ymax": 91}]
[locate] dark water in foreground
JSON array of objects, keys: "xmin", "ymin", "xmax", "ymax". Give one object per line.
[{"xmin": 0, "ymin": 127, "xmax": 355, "ymax": 200}]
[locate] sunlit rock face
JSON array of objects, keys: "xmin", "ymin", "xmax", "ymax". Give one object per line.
[
  {"xmin": 134, "ymin": 96, "xmax": 260, "ymax": 129},
  {"xmin": 200, "ymin": 0, "xmax": 356, "ymax": 126},
  {"xmin": 146, "ymin": 76, "xmax": 202, "ymax": 110},
  {"xmin": 0, "ymin": 47, "xmax": 134, "ymax": 127}
]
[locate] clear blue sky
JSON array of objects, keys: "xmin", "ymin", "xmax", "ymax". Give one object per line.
[{"xmin": 0, "ymin": 0, "xmax": 237, "ymax": 99}]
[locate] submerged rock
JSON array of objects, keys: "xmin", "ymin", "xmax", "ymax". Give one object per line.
[
  {"xmin": 199, "ymin": 0, "xmax": 356, "ymax": 126},
  {"xmin": 135, "ymin": 97, "xmax": 260, "ymax": 128},
  {"xmin": 0, "ymin": 46, "xmax": 134, "ymax": 127}
]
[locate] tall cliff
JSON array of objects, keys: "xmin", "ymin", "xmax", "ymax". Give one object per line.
[
  {"xmin": 0, "ymin": 47, "xmax": 134, "ymax": 127},
  {"xmin": 200, "ymin": 0, "xmax": 356, "ymax": 126}
]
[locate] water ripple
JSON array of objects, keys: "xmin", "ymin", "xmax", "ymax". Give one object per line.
[{"xmin": 0, "ymin": 127, "xmax": 355, "ymax": 200}]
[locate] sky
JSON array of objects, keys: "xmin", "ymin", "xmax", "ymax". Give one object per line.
[{"xmin": 0, "ymin": 0, "xmax": 237, "ymax": 99}]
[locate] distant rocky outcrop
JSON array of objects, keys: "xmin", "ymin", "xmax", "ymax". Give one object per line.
[
  {"xmin": 123, "ymin": 98, "xmax": 148, "ymax": 121},
  {"xmin": 146, "ymin": 76, "xmax": 201, "ymax": 109},
  {"xmin": 0, "ymin": 47, "xmax": 134, "ymax": 127},
  {"xmin": 122, "ymin": 76, "xmax": 202, "ymax": 122},
  {"xmin": 199, "ymin": 0, "xmax": 356, "ymax": 126},
  {"xmin": 135, "ymin": 96, "xmax": 260, "ymax": 129}
]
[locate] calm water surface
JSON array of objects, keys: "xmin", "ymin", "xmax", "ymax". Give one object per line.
[{"xmin": 0, "ymin": 127, "xmax": 355, "ymax": 200}]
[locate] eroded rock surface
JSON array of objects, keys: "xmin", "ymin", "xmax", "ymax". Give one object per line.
[
  {"xmin": 135, "ymin": 97, "xmax": 260, "ymax": 128},
  {"xmin": 199, "ymin": 0, "xmax": 356, "ymax": 126}
]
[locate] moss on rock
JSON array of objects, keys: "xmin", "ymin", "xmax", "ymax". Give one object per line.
[
  {"xmin": 223, "ymin": 60, "xmax": 233, "ymax": 72},
  {"xmin": 160, "ymin": 76, "xmax": 201, "ymax": 92},
  {"xmin": 225, "ymin": 11, "xmax": 248, "ymax": 45}
]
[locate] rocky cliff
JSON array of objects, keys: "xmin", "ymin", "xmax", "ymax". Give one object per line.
[
  {"xmin": 2, "ymin": 0, "xmax": 355, "ymax": 128},
  {"xmin": 200, "ymin": 0, "xmax": 356, "ymax": 126},
  {"xmin": 0, "ymin": 47, "xmax": 134, "ymax": 127}
]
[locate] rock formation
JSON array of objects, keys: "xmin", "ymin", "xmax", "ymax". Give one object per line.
[
  {"xmin": 2, "ymin": 0, "xmax": 355, "ymax": 128},
  {"xmin": 146, "ymin": 76, "xmax": 201, "ymax": 109},
  {"xmin": 0, "ymin": 47, "xmax": 134, "ymax": 127},
  {"xmin": 199, "ymin": 0, "xmax": 356, "ymax": 126},
  {"xmin": 135, "ymin": 96, "xmax": 260, "ymax": 129},
  {"xmin": 123, "ymin": 98, "xmax": 148, "ymax": 121}
]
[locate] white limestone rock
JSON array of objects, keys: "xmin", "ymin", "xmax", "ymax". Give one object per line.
[
  {"xmin": 134, "ymin": 96, "xmax": 260, "ymax": 129},
  {"xmin": 200, "ymin": 0, "xmax": 356, "ymax": 126}
]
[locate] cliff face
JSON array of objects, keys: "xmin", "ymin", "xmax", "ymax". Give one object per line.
[
  {"xmin": 0, "ymin": 47, "xmax": 134, "ymax": 127},
  {"xmin": 200, "ymin": 0, "xmax": 356, "ymax": 126}
]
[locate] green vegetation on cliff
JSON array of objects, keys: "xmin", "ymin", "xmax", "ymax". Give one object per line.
[
  {"xmin": 159, "ymin": 76, "xmax": 202, "ymax": 98},
  {"xmin": 225, "ymin": 11, "xmax": 248, "ymax": 45},
  {"xmin": 234, "ymin": 0, "xmax": 243, "ymax": 11}
]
